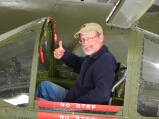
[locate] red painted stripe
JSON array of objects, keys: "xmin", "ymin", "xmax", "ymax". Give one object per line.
[
  {"xmin": 38, "ymin": 112, "xmax": 118, "ymax": 119},
  {"xmin": 37, "ymin": 101, "xmax": 119, "ymax": 112}
]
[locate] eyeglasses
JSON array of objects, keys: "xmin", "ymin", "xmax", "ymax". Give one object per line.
[{"xmin": 79, "ymin": 35, "xmax": 99, "ymax": 44}]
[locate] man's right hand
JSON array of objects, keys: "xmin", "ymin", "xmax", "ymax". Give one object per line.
[{"xmin": 54, "ymin": 41, "xmax": 65, "ymax": 59}]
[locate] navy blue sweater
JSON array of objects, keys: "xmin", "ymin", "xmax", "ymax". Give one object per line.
[{"xmin": 61, "ymin": 45, "xmax": 118, "ymax": 104}]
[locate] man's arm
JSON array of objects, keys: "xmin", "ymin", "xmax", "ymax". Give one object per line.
[
  {"xmin": 53, "ymin": 40, "xmax": 86, "ymax": 74},
  {"xmin": 61, "ymin": 50, "xmax": 86, "ymax": 74}
]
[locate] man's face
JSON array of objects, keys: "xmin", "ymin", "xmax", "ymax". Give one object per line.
[{"xmin": 80, "ymin": 31, "xmax": 103, "ymax": 56}]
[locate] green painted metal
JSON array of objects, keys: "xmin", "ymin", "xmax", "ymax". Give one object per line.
[
  {"xmin": 0, "ymin": 0, "xmax": 159, "ymax": 119},
  {"xmin": 128, "ymin": 31, "xmax": 144, "ymax": 119}
]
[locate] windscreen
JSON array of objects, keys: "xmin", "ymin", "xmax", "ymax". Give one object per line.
[
  {"xmin": 138, "ymin": 35, "xmax": 159, "ymax": 117},
  {"xmin": 0, "ymin": 31, "xmax": 36, "ymax": 105},
  {"xmin": 106, "ymin": 0, "xmax": 155, "ymax": 28}
]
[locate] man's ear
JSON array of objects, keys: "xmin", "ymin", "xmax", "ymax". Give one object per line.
[{"xmin": 99, "ymin": 34, "xmax": 104, "ymax": 43}]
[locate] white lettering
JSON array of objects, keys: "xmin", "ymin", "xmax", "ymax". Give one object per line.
[
  {"xmin": 66, "ymin": 103, "xmax": 70, "ymax": 107},
  {"xmin": 60, "ymin": 115, "xmax": 64, "ymax": 119},
  {"xmin": 76, "ymin": 104, "xmax": 80, "ymax": 108},
  {"xmin": 60, "ymin": 115, "xmax": 69, "ymax": 119},
  {"xmin": 86, "ymin": 104, "xmax": 90, "ymax": 109},
  {"xmin": 75, "ymin": 104, "xmax": 96, "ymax": 109},
  {"xmin": 76, "ymin": 116, "xmax": 79, "ymax": 119},
  {"xmin": 92, "ymin": 105, "xmax": 96, "ymax": 109},
  {"xmin": 81, "ymin": 104, "xmax": 85, "ymax": 108},
  {"xmin": 65, "ymin": 116, "xmax": 69, "ymax": 119},
  {"xmin": 61, "ymin": 103, "xmax": 65, "ymax": 107},
  {"xmin": 75, "ymin": 116, "xmax": 96, "ymax": 119}
]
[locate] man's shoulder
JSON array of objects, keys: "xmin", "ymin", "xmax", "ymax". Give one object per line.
[
  {"xmin": 102, "ymin": 50, "xmax": 115, "ymax": 59},
  {"xmin": 98, "ymin": 50, "xmax": 117, "ymax": 66}
]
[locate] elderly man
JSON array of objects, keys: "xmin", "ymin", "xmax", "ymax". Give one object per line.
[{"xmin": 36, "ymin": 22, "xmax": 118, "ymax": 104}]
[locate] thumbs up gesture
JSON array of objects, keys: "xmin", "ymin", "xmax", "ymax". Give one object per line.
[{"xmin": 54, "ymin": 41, "xmax": 65, "ymax": 59}]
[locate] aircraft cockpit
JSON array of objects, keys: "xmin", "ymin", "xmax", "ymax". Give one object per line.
[
  {"xmin": 0, "ymin": 24, "xmax": 36, "ymax": 105},
  {"xmin": 0, "ymin": 17, "xmax": 56, "ymax": 106},
  {"xmin": 0, "ymin": 0, "xmax": 159, "ymax": 119}
]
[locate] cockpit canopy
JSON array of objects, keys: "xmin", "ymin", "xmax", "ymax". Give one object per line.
[
  {"xmin": 0, "ymin": 17, "xmax": 56, "ymax": 105},
  {"xmin": 106, "ymin": 0, "xmax": 156, "ymax": 28}
]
